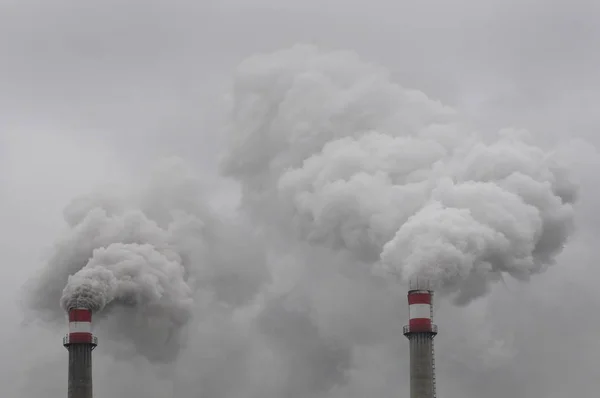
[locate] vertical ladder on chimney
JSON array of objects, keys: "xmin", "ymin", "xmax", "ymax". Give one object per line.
[
  {"xmin": 431, "ymin": 291, "xmax": 437, "ymax": 398},
  {"xmin": 431, "ymin": 338, "xmax": 437, "ymax": 398}
]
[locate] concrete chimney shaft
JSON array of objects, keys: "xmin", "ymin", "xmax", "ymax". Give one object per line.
[
  {"xmin": 63, "ymin": 308, "xmax": 97, "ymax": 398},
  {"xmin": 403, "ymin": 289, "xmax": 438, "ymax": 398}
]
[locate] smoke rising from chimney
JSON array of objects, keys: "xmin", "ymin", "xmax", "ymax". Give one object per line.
[
  {"xmin": 221, "ymin": 44, "xmax": 579, "ymax": 304},
  {"xmin": 19, "ymin": 43, "xmax": 594, "ymax": 398},
  {"xmin": 26, "ymin": 158, "xmax": 268, "ymax": 362}
]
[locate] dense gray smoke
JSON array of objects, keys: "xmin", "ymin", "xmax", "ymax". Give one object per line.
[
  {"xmin": 60, "ymin": 241, "xmax": 193, "ymax": 316},
  {"xmin": 18, "ymin": 43, "xmax": 591, "ymax": 398},
  {"xmin": 25, "ymin": 158, "xmax": 268, "ymax": 362},
  {"xmin": 222, "ymin": 44, "xmax": 578, "ymax": 303}
]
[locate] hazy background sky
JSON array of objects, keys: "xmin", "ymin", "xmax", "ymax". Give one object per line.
[{"xmin": 1, "ymin": 1, "xmax": 600, "ymax": 397}]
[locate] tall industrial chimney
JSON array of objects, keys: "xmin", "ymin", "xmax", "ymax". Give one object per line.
[
  {"xmin": 403, "ymin": 281, "xmax": 437, "ymax": 398},
  {"xmin": 63, "ymin": 308, "xmax": 97, "ymax": 398}
]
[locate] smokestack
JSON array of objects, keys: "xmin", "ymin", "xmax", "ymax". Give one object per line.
[
  {"xmin": 63, "ymin": 308, "xmax": 97, "ymax": 398},
  {"xmin": 403, "ymin": 281, "xmax": 438, "ymax": 398}
]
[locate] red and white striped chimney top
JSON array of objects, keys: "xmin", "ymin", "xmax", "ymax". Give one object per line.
[
  {"xmin": 66, "ymin": 308, "xmax": 95, "ymax": 344},
  {"xmin": 407, "ymin": 290, "xmax": 433, "ymax": 333}
]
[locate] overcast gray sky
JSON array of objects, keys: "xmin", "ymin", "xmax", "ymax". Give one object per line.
[{"xmin": 1, "ymin": 1, "xmax": 600, "ymax": 397}]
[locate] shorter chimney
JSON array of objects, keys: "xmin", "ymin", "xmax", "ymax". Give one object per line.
[{"xmin": 63, "ymin": 308, "xmax": 97, "ymax": 398}]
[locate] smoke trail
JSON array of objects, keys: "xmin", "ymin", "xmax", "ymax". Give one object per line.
[
  {"xmin": 221, "ymin": 44, "xmax": 578, "ymax": 303},
  {"xmin": 60, "ymin": 242, "xmax": 192, "ymax": 317},
  {"xmin": 25, "ymin": 157, "xmax": 268, "ymax": 361}
]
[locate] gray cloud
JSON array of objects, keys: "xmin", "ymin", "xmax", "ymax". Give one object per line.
[{"xmin": 2, "ymin": 1, "xmax": 600, "ymax": 397}]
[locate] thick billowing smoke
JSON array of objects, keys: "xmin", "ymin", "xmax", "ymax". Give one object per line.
[
  {"xmin": 25, "ymin": 158, "xmax": 268, "ymax": 362},
  {"xmin": 60, "ymin": 241, "xmax": 193, "ymax": 318},
  {"xmin": 19, "ymin": 43, "xmax": 591, "ymax": 398},
  {"xmin": 222, "ymin": 44, "xmax": 578, "ymax": 303}
]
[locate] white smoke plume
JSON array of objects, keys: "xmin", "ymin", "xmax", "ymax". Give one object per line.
[
  {"xmin": 25, "ymin": 158, "xmax": 268, "ymax": 362},
  {"xmin": 60, "ymin": 242, "xmax": 193, "ymax": 319},
  {"xmin": 222, "ymin": 44, "xmax": 578, "ymax": 304},
  {"xmin": 17, "ymin": 43, "xmax": 593, "ymax": 398}
]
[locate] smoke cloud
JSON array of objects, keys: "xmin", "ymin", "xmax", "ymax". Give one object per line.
[
  {"xmin": 19, "ymin": 43, "xmax": 593, "ymax": 398},
  {"xmin": 60, "ymin": 242, "xmax": 193, "ymax": 318},
  {"xmin": 222, "ymin": 44, "xmax": 578, "ymax": 303},
  {"xmin": 25, "ymin": 158, "xmax": 268, "ymax": 362}
]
